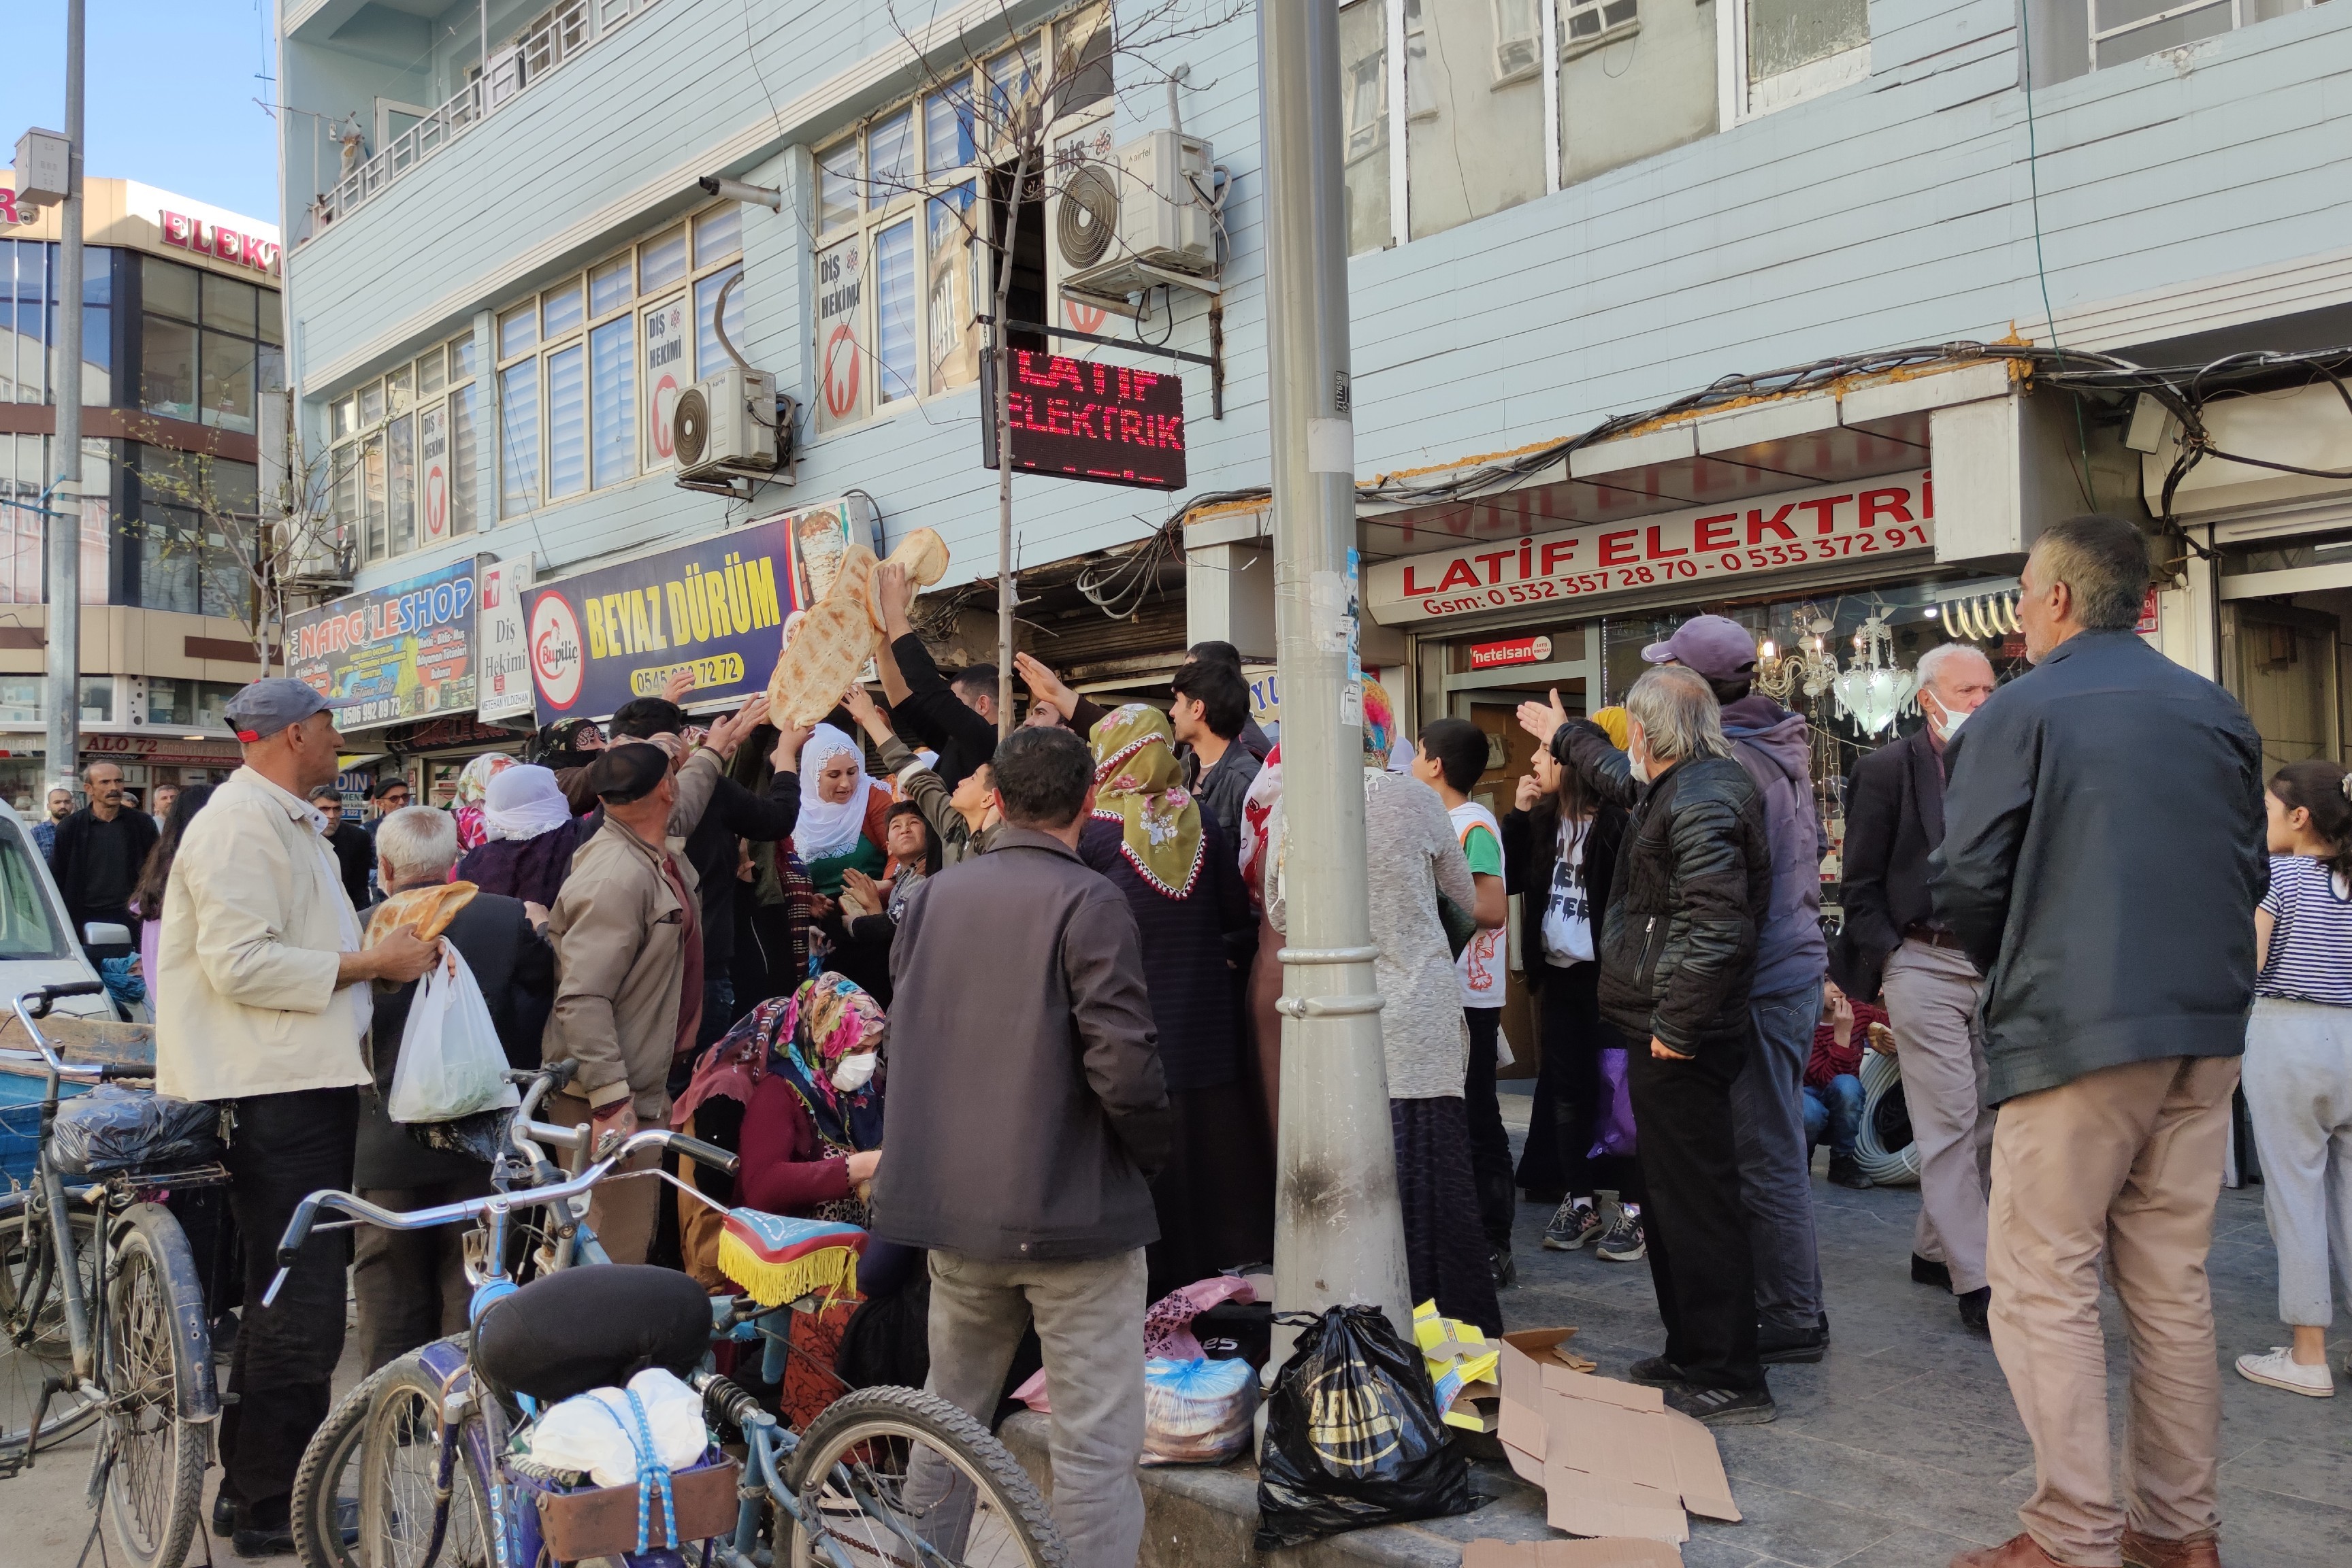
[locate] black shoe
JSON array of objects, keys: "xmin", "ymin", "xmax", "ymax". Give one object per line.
[
  {"xmin": 1490, "ymin": 1247, "xmax": 1518, "ymax": 1289},
  {"xmin": 1911, "ymin": 1254, "xmax": 1953, "ymax": 1289},
  {"xmin": 212, "ymin": 1492, "xmax": 235, "ymax": 1539},
  {"xmin": 1827, "ymin": 1154, "xmax": 1874, "ymax": 1190},
  {"xmin": 232, "ymin": 1523, "xmax": 295, "ymax": 1558},
  {"xmin": 1627, "ymin": 1354, "xmax": 1687, "ymax": 1386},
  {"xmin": 1665, "ymin": 1384, "xmax": 1778, "ymax": 1426},
  {"xmin": 1757, "ymin": 1322, "xmax": 1827, "ymax": 1365},
  {"xmin": 1958, "ymin": 1286, "xmax": 1991, "ymax": 1335}
]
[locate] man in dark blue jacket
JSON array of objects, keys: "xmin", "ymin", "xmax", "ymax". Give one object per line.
[{"xmin": 1932, "ymin": 514, "xmax": 2263, "ymax": 1568}]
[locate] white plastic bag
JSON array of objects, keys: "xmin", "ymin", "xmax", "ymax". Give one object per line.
[
  {"xmin": 386, "ymin": 945, "xmax": 519, "ymax": 1123},
  {"xmin": 520, "ymin": 1369, "xmax": 708, "ymax": 1487}
]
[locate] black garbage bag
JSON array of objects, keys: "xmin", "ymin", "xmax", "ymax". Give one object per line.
[
  {"xmin": 1253, "ymin": 1305, "xmax": 1475, "ymax": 1549},
  {"xmin": 50, "ymin": 1084, "xmax": 224, "ymax": 1175}
]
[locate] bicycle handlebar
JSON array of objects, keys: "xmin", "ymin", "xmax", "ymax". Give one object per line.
[
  {"xmin": 7, "ymin": 982, "xmax": 120, "ymax": 1081},
  {"xmin": 260, "ymin": 1122, "xmax": 738, "ymax": 1306}
]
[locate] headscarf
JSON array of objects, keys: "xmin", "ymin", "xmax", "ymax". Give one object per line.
[
  {"xmin": 533, "ymin": 718, "xmax": 604, "ymax": 770},
  {"xmin": 792, "ymin": 724, "xmax": 881, "ymax": 863},
  {"xmin": 1360, "ymin": 679, "xmax": 1398, "ymax": 770},
  {"xmin": 480, "ymin": 764, "xmax": 574, "ymax": 842},
  {"xmin": 1088, "ymin": 703, "xmax": 1205, "ymax": 898},
  {"xmin": 451, "ymin": 753, "xmax": 514, "ymax": 851},
  {"xmin": 668, "ymin": 973, "xmax": 885, "ymax": 1155},
  {"xmin": 1238, "ymin": 741, "xmax": 1283, "ymax": 905}
]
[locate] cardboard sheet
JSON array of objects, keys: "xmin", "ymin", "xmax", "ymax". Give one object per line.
[{"xmin": 1463, "ymin": 1537, "xmax": 1684, "ymax": 1567}]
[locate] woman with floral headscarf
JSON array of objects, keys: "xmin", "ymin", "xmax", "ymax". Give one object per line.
[
  {"xmin": 1079, "ymin": 704, "xmax": 1269, "ymax": 1298},
  {"xmin": 449, "ymin": 752, "xmax": 516, "ymax": 851},
  {"xmin": 1266, "ymin": 679, "xmax": 1500, "ymax": 1333}
]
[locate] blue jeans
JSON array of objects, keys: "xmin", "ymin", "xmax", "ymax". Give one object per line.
[{"xmin": 1803, "ymin": 1075, "xmax": 1865, "ymax": 1157}]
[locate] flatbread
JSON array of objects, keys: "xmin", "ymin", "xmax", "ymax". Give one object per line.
[
  {"xmin": 866, "ymin": 528, "xmax": 952, "ymax": 631},
  {"xmin": 769, "ymin": 544, "xmax": 881, "ymax": 729},
  {"xmin": 367, "ymin": 881, "xmax": 478, "ymax": 946}
]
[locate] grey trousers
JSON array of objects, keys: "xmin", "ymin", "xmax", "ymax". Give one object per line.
[
  {"xmin": 2241, "ymin": 995, "xmax": 2352, "ymax": 1326},
  {"xmin": 1882, "ymin": 938, "xmax": 1994, "ymax": 1294},
  {"xmin": 1735, "ymin": 985, "xmax": 1825, "ymax": 1333},
  {"xmin": 919, "ymin": 1247, "xmax": 1147, "ymax": 1567}
]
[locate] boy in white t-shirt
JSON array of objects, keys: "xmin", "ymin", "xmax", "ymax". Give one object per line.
[{"xmin": 1412, "ymin": 718, "xmax": 1516, "ymax": 1286}]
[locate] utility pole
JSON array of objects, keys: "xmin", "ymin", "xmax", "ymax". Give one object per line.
[
  {"xmin": 48, "ymin": 0, "xmax": 86, "ymax": 803},
  {"xmin": 1258, "ymin": 0, "xmax": 1410, "ymax": 1353}
]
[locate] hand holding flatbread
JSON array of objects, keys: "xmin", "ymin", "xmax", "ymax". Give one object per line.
[
  {"xmin": 767, "ymin": 544, "xmax": 881, "ymax": 730},
  {"xmin": 867, "ymin": 528, "xmax": 951, "ymax": 631}
]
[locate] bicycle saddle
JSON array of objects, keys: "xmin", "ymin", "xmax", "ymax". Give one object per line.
[
  {"xmin": 715, "ymin": 1209, "xmax": 868, "ymax": 1307},
  {"xmin": 473, "ymin": 1264, "xmax": 713, "ymax": 1405}
]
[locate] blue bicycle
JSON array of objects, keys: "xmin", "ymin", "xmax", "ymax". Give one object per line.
[{"xmin": 275, "ymin": 1064, "xmax": 1062, "ymax": 1568}]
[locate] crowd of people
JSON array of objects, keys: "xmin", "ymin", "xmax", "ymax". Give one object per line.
[{"xmin": 75, "ymin": 515, "xmax": 2347, "ymax": 1568}]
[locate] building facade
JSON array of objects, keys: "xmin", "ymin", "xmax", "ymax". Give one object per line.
[
  {"xmin": 274, "ymin": 0, "xmax": 2352, "ymax": 805},
  {"xmin": 0, "ymin": 174, "xmax": 289, "ymax": 806}
]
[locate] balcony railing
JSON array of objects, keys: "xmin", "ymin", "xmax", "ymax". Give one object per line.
[{"xmin": 310, "ymin": 0, "xmax": 651, "ymax": 235}]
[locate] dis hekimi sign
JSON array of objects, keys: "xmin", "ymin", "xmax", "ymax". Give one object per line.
[{"xmin": 1365, "ymin": 472, "xmax": 1934, "ymax": 626}]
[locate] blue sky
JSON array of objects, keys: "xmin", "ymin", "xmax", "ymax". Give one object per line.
[{"xmin": 15, "ymin": 0, "xmax": 282, "ymax": 223}]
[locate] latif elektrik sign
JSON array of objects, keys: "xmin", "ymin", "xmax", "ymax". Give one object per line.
[{"xmin": 982, "ymin": 350, "xmax": 1186, "ymax": 491}]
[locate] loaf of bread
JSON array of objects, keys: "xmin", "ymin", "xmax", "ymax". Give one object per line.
[
  {"xmin": 866, "ymin": 528, "xmax": 952, "ymax": 631},
  {"xmin": 367, "ymin": 881, "xmax": 479, "ymax": 947},
  {"xmin": 768, "ymin": 544, "xmax": 880, "ymax": 729}
]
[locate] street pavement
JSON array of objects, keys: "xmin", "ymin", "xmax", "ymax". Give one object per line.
[{"xmin": 1494, "ymin": 1085, "xmax": 2350, "ymax": 1568}]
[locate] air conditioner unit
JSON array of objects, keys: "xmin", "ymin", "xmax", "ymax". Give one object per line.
[
  {"xmin": 1061, "ymin": 130, "xmax": 1219, "ymax": 312},
  {"xmin": 673, "ymin": 366, "xmax": 779, "ymax": 478},
  {"xmin": 1046, "ymin": 113, "xmax": 1130, "ymax": 329}
]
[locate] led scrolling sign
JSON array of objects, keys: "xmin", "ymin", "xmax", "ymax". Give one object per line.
[{"xmin": 982, "ymin": 350, "xmax": 1187, "ymax": 491}]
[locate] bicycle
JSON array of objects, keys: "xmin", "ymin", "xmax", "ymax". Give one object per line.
[
  {"xmin": 0, "ymin": 980, "xmax": 223, "ymax": 1568},
  {"xmin": 275, "ymin": 1063, "xmax": 1064, "ymax": 1568}
]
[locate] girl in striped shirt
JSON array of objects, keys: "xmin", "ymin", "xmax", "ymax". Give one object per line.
[{"xmin": 2236, "ymin": 760, "xmax": 2352, "ymax": 1398}]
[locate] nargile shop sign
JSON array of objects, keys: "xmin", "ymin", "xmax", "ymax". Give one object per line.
[
  {"xmin": 1366, "ymin": 472, "xmax": 1933, "ymax": 626},
  {"xmin": 287, "ymin": 559, "xmax": 478, "ymax": 731}
]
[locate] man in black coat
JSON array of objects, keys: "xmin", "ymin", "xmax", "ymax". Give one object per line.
[
  {"xmin": 308, "ymin": 784, "xmax": 375, "ymax": 909},
  {"xmin": 874, "ymin": 560, "xmax": 998, "ymax": 790},
  {"xmin": 352, "ymin": 805, "xmax": 555, "ymax": 1373},
  {"xmin": 608, "ymin": 696, "xmax": 805, "ymax": 1051},
  {"xmin": 1931, "ymin": 515, "xmax": 2264, "ymax": 1568},
  {"xmin": 1540, "ymin": 666, "xmax": 1776, "ymax": 1427},
  {"xmin": 51, "ymin": 761, "xmax": 159, "ymax": 949},
  {"xmin": 1838, "ymin": 641, "xmax": 1999, "ymax": 1326}
]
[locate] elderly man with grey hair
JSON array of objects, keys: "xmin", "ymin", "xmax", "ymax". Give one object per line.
[
  {"xmin": 1530, "ymin": 664, "xmax": 1778, "ymax": 1424},
  {"xmin": 1840, "ymin": 638, "xmax": 2000, "ymax": 1328},
  {"xmin": 352, "ymin": 803, "xmax": 555, "ymax": 1375},
  {"xmin": 1932, "ymin": 515, "xmax": 2264, "ymax": 1568}
]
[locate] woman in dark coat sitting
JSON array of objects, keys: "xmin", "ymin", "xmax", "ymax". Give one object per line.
[{"xmin": 1079, "ymin": 704, "xmax": 1268, "ymax": 1298}]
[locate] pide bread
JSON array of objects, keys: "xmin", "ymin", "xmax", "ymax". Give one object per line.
[
  {"xmin": 768, "ymin": 544, "xmax": 880, "ymax": 728},
  {"xmin": 367, "ymin": 881, "xmax": 478, "ymax": 947}
]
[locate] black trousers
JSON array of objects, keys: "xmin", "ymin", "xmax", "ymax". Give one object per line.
[
  {"xmin": 1462, "ymin": 1009, "xmax": 1517, "ymax": 1252},
  {"xmin": 353, "ymin": 1174, "xmax": 495, "ymax": 1374},
  {"xmin": 1627, "ymin": 1039, "xmax": 1763, "ymax": 1393},
  {"xmin": 1518, "ymin": 963, "xmax": 1644, "ymax": 1203},
  {"xmin": 220, "ymin": 1086, "xmax": 359, "ymax": 1525}
]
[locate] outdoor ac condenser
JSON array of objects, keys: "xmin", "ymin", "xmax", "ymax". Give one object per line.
[
  {"xmin": 1114, "ymin": 129, "xmax": 1215, "ymax": 274},
  {"xmin": 674, "ymin": 367, "xmax": 779, "ymax": 478}
]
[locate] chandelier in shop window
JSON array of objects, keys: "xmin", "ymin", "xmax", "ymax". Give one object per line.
[
  {"xmin": 1831, "ymin": 611, "xmax": 1918, "ymax": 736},
  {"xmin": 1755, "ymin": 608, "xmax": 1839, "ymax": 706}
]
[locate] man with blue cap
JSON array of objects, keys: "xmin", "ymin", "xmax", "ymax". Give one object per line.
[{"xmin": 156, "ymin": 676, "xmax": 444, "ymax": 1556}]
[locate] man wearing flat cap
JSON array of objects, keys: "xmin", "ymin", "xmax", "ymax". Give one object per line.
[
  {"xmin": 540, "ymin": 739, "xmax": 720, "ymax": 1264},
  {"xmin": 156, "ymin": 678, "xmax": 446, "ymax": 1556}
]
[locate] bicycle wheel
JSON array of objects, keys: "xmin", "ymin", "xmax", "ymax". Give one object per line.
[
  {"xmin": 355, "ymin": 1356, "xmax": 494, "ymax": 1568},
  {"xmin": 0, "ymin": 1200, "xmax": 103, "ymax": 1458},
  {"xmin": 99, "ymin": 1203, "xmax": 212, "ymax": 1568},
  {"xmin": 785, "ymin": 1386, "xmax": 1065, "ymax": 1568},
  {"xmin": 292, "ymin": 1344, "xmax": 453, "ymax": 1568}
]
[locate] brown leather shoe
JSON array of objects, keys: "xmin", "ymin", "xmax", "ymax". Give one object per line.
[
  {"xmin": 2120, "ymin": 1529, "xmax": 2221, "ymax": 1568},
  {"xmin": 1950, "ymin": 1535, "xmax": 2068, "ymax": 1568}
]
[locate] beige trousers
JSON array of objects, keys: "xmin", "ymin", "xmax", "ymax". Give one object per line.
[
  {"xmin": 546, "ymin": 1090, "xmax": 662, "ymax": 1267},
  {"xmin": 1986, "ymin": 1054, "xmax": 2239, "ymax": 1566},
  {"xmin": 1882, "ymin": 938, "xmax": 1993, "ymax": 1292}
]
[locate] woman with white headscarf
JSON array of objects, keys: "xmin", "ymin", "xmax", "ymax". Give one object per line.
[
  {"xmin": 793, "ymin": 724, "xmax": 891, "ymax": 899},
  {"xmin": 454, "ymin": 763, "xmax": 594, "ymax": 908}
]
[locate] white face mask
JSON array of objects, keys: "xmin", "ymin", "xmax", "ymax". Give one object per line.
[
  {"xmin": 830, "ymin": 1051, "xmax": 879, "ymax": 1094},
  {"xmin": 1925, "ymin": 696, "xmax": 1968, "ymax": 743}
]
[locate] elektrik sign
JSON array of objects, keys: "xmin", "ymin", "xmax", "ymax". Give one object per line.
[
  {"xmin": 523, "ymin": 520, "xmax": 804, "ymax": 720},
  {"xmin": 982, "ymin": 350, "xmax": 1186, "ymax": 490},
  {"xmin": 287, "ymin": 558, "xmax": 478, "ymax": 731}
]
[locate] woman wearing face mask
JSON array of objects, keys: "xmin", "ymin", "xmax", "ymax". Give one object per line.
[{"xmin": 792, "ymin": 723, "xmax": 893, "ymax": 899}]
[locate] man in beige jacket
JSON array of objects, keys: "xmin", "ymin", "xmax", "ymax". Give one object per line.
[
  {"xmin": 157, "ymin": 679, "xmax": 441, "ymax": 1556},
  {"xmin": 542, "ymin": 740, "xmax": 715, "ymax": 1264}
]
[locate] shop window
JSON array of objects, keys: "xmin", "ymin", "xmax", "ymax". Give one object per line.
[
  {"xmin": 78, "ymin": 677, "xmax": 111, "ymax": 724},
  {"xmin": 146, "ymin": 678, "xmax": 239, "ymax": 729},
  {"xmin": 0, "ymin": 679, "xmax": 39, "ymax": 723},
  {"xmin": 200, "ymin": 329, "xmax": 256, "ymax": 431},
  {"xmin": 142, "ymin": 316, "xmax": 197, "ymax": 421}
]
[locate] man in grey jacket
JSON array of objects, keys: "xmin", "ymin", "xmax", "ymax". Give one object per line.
[
  {"xmin": 873, "ymin": 724, "xmax": 1171, "ymax": 1566},
  {"xmin": 1932, "ymin": 515, "xmax": 2264, "ymax": 1568}
]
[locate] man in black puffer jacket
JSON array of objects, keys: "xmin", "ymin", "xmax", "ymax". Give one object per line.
[{"xmin": 1541, "ymin": 665, "xmax": 1776, "ymax": 1426}]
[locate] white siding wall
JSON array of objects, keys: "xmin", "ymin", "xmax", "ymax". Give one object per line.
[{"xmin": 280, "ymin": 0, "xmax": 2352, "ymax": 600}]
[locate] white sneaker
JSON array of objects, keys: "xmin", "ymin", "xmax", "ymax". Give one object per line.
[{"xmin": 2236, "ymin": 1346, "xmax": 2335, "ymax": 1397}]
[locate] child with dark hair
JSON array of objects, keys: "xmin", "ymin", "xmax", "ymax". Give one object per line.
[
  {"xmin": 1411, "ymin": 717, "xmax": 1516, "ymax": 1284},
  {"xmin": 824, "ymin": 800, "xmax": 938, "ymax": 1006},
  {"xmin": 1171, "ymin": 659, "xmax": 1260, "ymax": 843}
]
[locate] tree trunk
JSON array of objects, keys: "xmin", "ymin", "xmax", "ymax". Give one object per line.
[{"xmin": 993, "ymin": 146, "xmax": 1031, "ymax": 740}]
